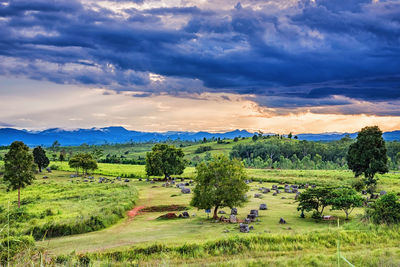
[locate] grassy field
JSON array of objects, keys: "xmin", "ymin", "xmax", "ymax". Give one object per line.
[
  {"xmin": 1, "ymin": 165, "xmax": 400, "ymax": 265},
  {"xmin": 26, "ymin": 169, "xmax": 397, "ymax": 266},
  {"xmin": 0, "ymin": 171, "xmax": 138, "ymax": 241}
]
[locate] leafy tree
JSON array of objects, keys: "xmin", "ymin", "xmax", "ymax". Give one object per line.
[
  {"xmin": 396, "ymin": 152, "xmax": 400, "ymax": 170},
  {"xmin": 91, "ymin": 148, "xmax": 104, "ymax": 161},
  {"xmin": 32, "ymin": 146, "xmax": 49, "ymax": 172},
  {"xmin": 366, "ymin": 193, "xmax": 400, "ymax": 225},
  {"xmin": 252, "ymin": 134, "xmax": 258, "ymax": 142},
  {"xmin": 4, "ymin": 141, "xmax": 35, "ymax": 208},
  {"xmin": 50, "ymin": 140, "xmax": 60, "ymax": 152},
  {"xmin": 191, "ymin": 155, "xmax": 249, "ymax": 219},
  {"xmin": 288, "ymin": 132, "xmax": 293, "ymax": 139},
  {"xmin": 328, "ymin": 187, "xmax": 363, "ymax": 220},
  {"xmin": 347, "ymin": 126, "xmax": 388, "ymax": 193},
  {"xmin": 145, "ymin": 144, "xmax": 186, "ymax": 178},
  {"xmin": 68, "ymin": 153, "xmax": 98, "ymax": 175},
  {"xmin": 297, "ymin": 187, "xmax": 332, "ymax": 218},
  {"xmin": 59, "ymin": 149, "xmax": 66, "ymax": 162},
  {"xmin": 233, "ymin": 137, "xmax": 239, "ymax": 142}
]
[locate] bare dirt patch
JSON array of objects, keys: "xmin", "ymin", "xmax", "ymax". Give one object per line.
[
  {"xmin": 141, "ymin": 205, "xmax": 188, "ymax": 212},
  {"xmin": 127, "ymin": 206, "xmax": 145, "ymax": 218}
]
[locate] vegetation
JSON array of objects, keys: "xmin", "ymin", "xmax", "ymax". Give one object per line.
[
  {"xmin": 328, "ymin": 187, "xmax": 363, "ymax": 220},
  {"xmin": 146, "ymin": 144, "xmax": 186, "ymax": 178},
  {"xmin": 68, "ymin": 153, "xmax": 98, "ymax": 175},
  {"xmin": 33, "ymin": 146, "xmax": 50, "ymax": 172},
  {"xmin": 365, "ymin": 193, "xmax": 400, "ymax": 225},
  {"xmin": 3, "ymin": 141, "xmax": 36, "ymax": 208},
  {"xmin": 191, "ymin": 155, "xmax": 249, "ymax": 218},
  {"xmin": 297, "ymin": 187, "xmax": 332, "ymax": 218},
  {"xmin": 347, "ymin": 126, "xmax": 388, "ymax": 193}
]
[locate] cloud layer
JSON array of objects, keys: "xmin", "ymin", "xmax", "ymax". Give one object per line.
[{"xmin": 1, "ymin": 0, "xmax": 400, "ymax": 116}]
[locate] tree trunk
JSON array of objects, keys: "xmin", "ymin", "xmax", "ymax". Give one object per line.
[
  {"xmin": 213, "ymin": 206, "xmax": 219, "ymax": 219},
  {"xmin": 38, "ymin": 165, "xmax": 42, "ymax": 172},
  {"xmin": 345, "ymin": 210, "xmax": 349, "ymax": 220},
  {"xmin": 18, "ymin": 187, "xmax": 21, "ymax": 209}
]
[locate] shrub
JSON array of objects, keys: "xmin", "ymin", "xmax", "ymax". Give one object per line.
[
  {"xmin": 0, "ymin": 235, "xmax": 35, "ymax": 264},
  {"xmin": 365, "ymin": 193, "xmax": 400, "ymax": 224},
  {"xmin": 49, "ymin": 164, "xmax": 59, "ymax": 170}
]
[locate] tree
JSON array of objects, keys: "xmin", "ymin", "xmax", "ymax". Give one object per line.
[
  {"xmin": 328, "ymin": 187, "xmax": 363, "ymax": 220},
  {"xmin": 252, "ymin": 134, "xmax": 258, "ymax": 142},
  {"xmin": 396, "ymin": 152, "xmax": 400, "ymax": 170},
  {"xmin": 366, "ymin": 193, "xmax": 400, "ymax": 225},
  {"xmin": 347, "ymin": 126, "xmax": 388, "ymax": 193},
  {"xmin": 3, "ymin": 141, "xmax": 35, "ymax": 208},
  {"xmin": 91, "ymin": 148, "xmax": 104, "ymax": 161},
  {"xmin": 191, "ymin": 155, "xmax": 249, "ymax": 219},
  {"xmin": 50, "ymin": 140, "xmax": 60, "ymax": 152},
  {"xmin": 68, "ymin": 153, "xmax": 98, "ymax": 175},
  {"xmin": 233, "ymin": 137, "xmax": 239, "ymax": 142},
  {"xmin": 145, "ymin": 144, "xmax": 186, "ymax": 178},
  {"xmin": 32, "ymin": 146, "xmax": 49, "ymax": 172},
  {"xmin": 59, "ymin": 149, "xmax": 66, "ymax": 162},
  {"xmin": 297, "ymin": 187, "xmax": 332, "ymax": 218},
  {"xmin": 288, "ymin": 132, "xmax": 293, "ymax": 139}
]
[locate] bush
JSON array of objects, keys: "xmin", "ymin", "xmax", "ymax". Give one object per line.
[
  {"xmin": 366, "ymin": 193, "xmax": 400, "ymax": 224},
  {"xmin": 49, "ymin": 164, "xmax": 59, "ymax": 170},
  {"xmin": 0, "ymin": 235, "xmax": 35, "ymax": 263}
]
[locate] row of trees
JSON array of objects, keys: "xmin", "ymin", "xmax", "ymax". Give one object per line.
[{"xmin": 68, "ymin": 153, "xmax": 98, "ymax": 175}]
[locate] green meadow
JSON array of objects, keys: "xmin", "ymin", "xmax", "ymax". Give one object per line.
[{"xmin": 1, "ymin": 168, "xmax": 398, "ymax": 265}]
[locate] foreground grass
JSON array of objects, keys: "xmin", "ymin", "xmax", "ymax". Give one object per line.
[
  {"xmin": 52, "ymin": 225, "xmax": 400, "ymax": 266},
  {"xmin": 0, "ymin": 171, "xmax": 138, "ymax": 240}
]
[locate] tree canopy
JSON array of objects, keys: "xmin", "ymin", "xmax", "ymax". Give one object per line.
[
  {"xmin": 145, "ymin": 144, "xmax": 186, "ymax": 178},
  {"xmin": 297, "ymin": 187, "xmax": 332, "ymax": 218},
  {"xmin": 328, "ymin": 187, "xmax": 363, "ymax": 220},
  {"xmin": 68, "ymin": 153, "xmax": 98, "ymax": 175},
  {"xmin": 191, "ymin": 155, "xmax": 249, "ymax": 219},
  {"xmin": 33, "ymin": 146, "xmax": 49, "ymax": 172},
  {"xmin": 347, "ymin": 126, "xmax": 388, "ymax": 192},
  {"xmin": 3, "ymin": 141, "xmax": 36, "ymax": 208}
]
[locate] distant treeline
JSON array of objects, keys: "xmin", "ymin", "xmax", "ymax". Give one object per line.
[{"xmin": 230, "ymin": 136, "xmax": 400, "ymax": 170}]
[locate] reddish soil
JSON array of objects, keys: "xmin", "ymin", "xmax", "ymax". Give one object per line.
[{"xmin": 127, "ymin": 206, "xmax": 145, "ymax": 218}]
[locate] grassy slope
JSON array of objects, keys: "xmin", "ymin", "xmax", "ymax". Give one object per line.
[
  {"xmin": 40, "ymin": 170, "xmax": 399, "ymax": 257},
  {"xmin": 0, "ymin": 171, "xmax": 138, "ymax": 239}
]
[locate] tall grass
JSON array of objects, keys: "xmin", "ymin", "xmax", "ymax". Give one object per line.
[{"xmin": 51, "ymin": 226, "xmax": 400, "ymax": 266}]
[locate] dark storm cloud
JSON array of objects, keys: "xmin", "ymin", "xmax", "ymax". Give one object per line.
[{"xmin": 0, "ymin": 0, "xmax": 400, "ymax": 115}]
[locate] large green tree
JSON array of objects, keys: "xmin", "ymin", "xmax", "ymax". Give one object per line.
[
  {"xmin": 297, "ymin": 187, "xmax": 332, "ymax": 218},
  {"xmin": 328, "ymin": 187, "xmax": 363, "ymax": 220},
  {"xmin": 191, "ymin": 155, "xmax": 249, "ymax": 219},
  {"xmin": 347, "ymin": 126, "xmax": 388, "ymax": 193},
  {"xmin": 68, "ymin": 153, "xmax": 98, "ymax": 175},
  {"xmin": 32, "ymin": 146, "xmax": 49, "ymax": 172},
  {"xmin": 4, "ymin": 141, "xmax": 36, "ymax": 208},
  {"xmin": 145, "ymin": 144, "xmax": 186, "ymax": 178}
]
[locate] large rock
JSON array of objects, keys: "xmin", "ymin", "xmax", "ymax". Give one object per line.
[
  {"xmin": 250, "ymin": 210, "xmax": 259, "ymax": 217},
  {"xmin": 239, "ymin": 223, "xmax": 250, "ymax": 233},
  {"xmin": 231, "ymin": 208, "xmax": 238, "ymax": 215},
  {"xmin": 181, "ymin": 188, "xmax": 191, "ymax": 194},
  {"xmin": 247, "ymin": 214, "xmax": 257, "ymax": 222},
  {"xmin": 380, "ymin": 190, "xmax": 387, "ymax": 196},
  {"xmin": 254, "ymin": 193, "xmax": 262, "ymax": 199},
  {"xmin": 279, "ymin": 218, "xmax": 287, "ymax": 224},
  {"xmin": 229, "ymin": 215, "xmax": 237, "ymax": 223},
  {"xmin": 259, "ymin": 204, "xmax": 267, "ymax": 210},
  {"xmin": 218, "ymin": 210, "xmax": 226, "ymax": 214}
]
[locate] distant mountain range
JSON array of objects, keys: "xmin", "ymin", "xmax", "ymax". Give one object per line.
[{"xmin": 0, "ymin": 127, "xmax": 399, "ymax": 146}]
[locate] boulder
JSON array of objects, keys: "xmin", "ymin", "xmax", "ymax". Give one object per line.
[
  {"xmin": 247, "ymin": 214, "xmax": 257, "ymax": 222},
  {"xmin": 279, "ymin": 218, "xmax": 287, "ymax": 224},
  {"xmin": 124, "ymin": 179, "xmax": 130, "ymax": 182},
  {"xmin": 362, "ymin": 190, "xmax": 367, "ymax": 195},
  {"xmin": 229, "ymin": 215, "xmax": 237, "ymax": 223},
  {"xmin": 181, "ymin": 211, "xmax": 190, "ymax": 218},
  {"xmin": 218, "ymin": 210, "xmax": 226, "ymax": 214},
  {"xmin": 42, "ymin": 176, "xmax": 48, "ymax": 179},
  {"xmin": 46, "ymin": 167, "xmax": 52, "ymax": 173},
  {"xmin": 250, "ymin": 210, "xmax": 259, "ymax": 217},
  {"xmin": 181, "ymin": 188, "xmax": 191, "ymax": 194},
  {"xmin": 380, "ymin": 191, "xmax": 387, "ymax": 196},
  {"xmin": 239, "ymin": 223, "xmax": 250, "ymax": 233},
  {"xmin": 254, "ymin": 193, "xmax": 262, "ymax": 198},
  {"xmin": 231, "ymin": 208, "xmax": 238, "ymax": 215},
  {"xmin": 249, "ymin": 225, "xmax": 254, "ymax": 230},
  {"xmin": 259, "ymin": 204, "xmax": 267, "ymax": 210},
  {"xmin": 138, "ymin": 178, "xmax": 143, "ymax": 181},
  {"xmin": 262, "ymin": 188, "xmax": 270, "ymax": 194},
  {"xmin": 244, "ymin": 218, "xmax": 251, "ymax": 224},
  {"xmin": 272, "ymin": 192, "xmax": 277, "ymax": 196}
]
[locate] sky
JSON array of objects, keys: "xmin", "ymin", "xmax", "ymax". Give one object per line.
[{"xmin": 0, "ymin": 0, "xmax": 400, "ymax": 133}]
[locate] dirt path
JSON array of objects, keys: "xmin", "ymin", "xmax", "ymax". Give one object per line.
[{"xmin": 127, "ymin": 205, "xmax": 145, "ymax": 219}]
